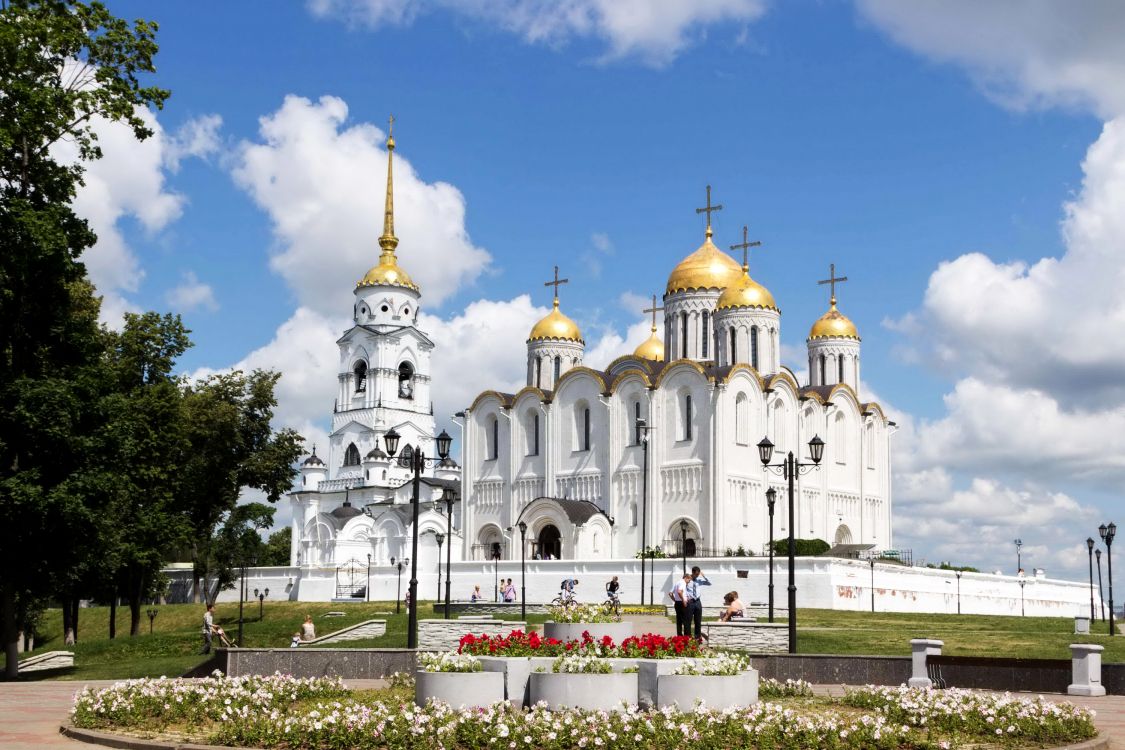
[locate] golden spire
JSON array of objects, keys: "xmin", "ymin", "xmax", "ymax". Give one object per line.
[
  {"xmin": 544, "ymin": 264, "xmax": 569, "ymax": 308},
  {"xmin": 818, "ymin": 262, "xmax": 848, "ymax": 309},
  {"xmin": 729, "ymin": 224, "xmax": 762, "ymax": 271},
  {"xmin": 529, "ymin": 265, "xmax": 583, "ymax": 343},
  {"xmin": 808, "ymin": 263, "xmax": 859, "ymax": 340},
  {"xmin": 634, "ymin": 293, "xmax": 665, "ymax": 361},
  {"xmin": 379, "ymin": 114, "xmax": 398, "ymax": 255},
  {"xmin": 695, "ymin": 184, "xmax": 723, "ymax": 239}
]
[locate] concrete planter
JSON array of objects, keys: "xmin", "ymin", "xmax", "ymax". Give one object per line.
[
  {"xmin": 634, "ymin": 659, "xmax": 689, "ymax": 708},
  {"xmin": 542, "ymin": 621, "xmax": 634, "ymax": 643},
  {"xmin": 478, "ymin": 656, "xmax": 556, "ymax": 707},
  {"xmin": 656, "ymin": 670, "xmax": 759, "ymax": 711},
  {"xmin": 529, "ymin": 671, "xmax": 639, "ymax": 710},
  {"xmin": 415, "ymin": 670, "xmax": 505, "ymax": 708}
]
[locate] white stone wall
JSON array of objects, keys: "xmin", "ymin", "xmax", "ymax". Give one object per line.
[{"xmin": 166, "ymin": 557, "xmax": 1100, "ymax": 619}]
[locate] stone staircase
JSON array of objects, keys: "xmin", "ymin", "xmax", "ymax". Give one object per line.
[
  {"xmin": 301, "ymin": 619, "xmax": 387, "ymax": 646},
  {"xmin": 18, "ymin": 650, "xmax": 74, "ymax": 673}
]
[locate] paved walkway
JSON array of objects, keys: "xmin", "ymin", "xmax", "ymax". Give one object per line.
[{"xmin": 1, "ymin": 678, "xmax": 1122, "ymax": 749}]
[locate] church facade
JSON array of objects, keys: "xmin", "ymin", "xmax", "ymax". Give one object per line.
[{"xmin": 462, "ymin": 196, "xmax": 894, "ymax": 564}]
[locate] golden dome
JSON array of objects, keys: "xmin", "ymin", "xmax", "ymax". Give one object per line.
[
  {"xmin": 528, "ymin": 299, "xmax": 584, "ymax": 343},
  {"xmin": 633, "ymin": 329, "xmax": 664, "ymax": 361},
  {"xmin": 808, "ymin": 299, "xmax": 859, "ymax": 340},
  {"xmin": 716, "ymin": 268, "xmax": 778, "ymax": 311},
  {"xmin": 357, "ymin": 252, "xmax": 419, "ymax": 291},
  {"xmin": 665, "ymin": 236, "xmax": 744, "ymax": 294}
]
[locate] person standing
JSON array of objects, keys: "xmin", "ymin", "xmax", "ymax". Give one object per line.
[
  {"xmin": 669, "ymin": 573, "xmax": 689, "ymax": 636},
  {"xmin": 687, "ymin": 566, "xmax": 711, "ymax": 640},
  {"xmin": 503, "ymin": 578, "xmax": 516, "ymax": 603},
  {"xmin": 199, "ymin": 604, "xmax": 216, "ymax": 654}
]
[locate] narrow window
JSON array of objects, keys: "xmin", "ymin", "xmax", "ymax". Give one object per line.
[
  {"xmin": 701, "ymin": 310, "xmax": 709, "ymax": 359},
  {"xmin": 583, "ymin": 407, "xmax": 591, "ymax": 451},
  {"xmin": 354, "ymin": 361, "xmax": 367, "ymax": 392},
  {"xmin": 535, "ymin": 357, "xmax": 542, "ymax": 389},
  {"xmin": 397, "ymin": 362, "xmax": 414, "ymax": 399},
  {"xmin": 730, "ymin": 328, "xmax": 737, "ymax": 364},
  {"xmin": 735, "ymin": 394, "xmax": 749, "ymax": 445},
  {"xmin": 553, "ymin": 356, "xmax": 561, "ymax": 384},
  {"xmin": 490, "ymin": 417, "xmax": 499, "ymax": 460},
  {"xmin": 819, "ymin": 354, "xmax": 826, "ymax": 385},
  {"xmin": 681, "ymin": 313, "xmax": 688, "ymax": 359},
  {"xmin": 751, "ymin": 326, "xmax": 759, "ymax": 371},
  {"xmin": 532, "ymin": 414, "xmax": 540, "ymax": 456},
  {"xmin": 684, "ymin": 394, "xmax": 693, "ymax": 441},
  {"xmin": 633, "ymin": 401, "xmax": 641, "ymax": 445},
  {"xmin": 838, "ymin": 355, "xmax": 845, "ymax": 384},
  {"xmin": 344, "ymin": 443, "xmax": 361, "ymax": 466}
]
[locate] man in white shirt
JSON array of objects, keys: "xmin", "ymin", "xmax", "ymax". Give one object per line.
[{"xmin": 669, "ymin": 574, "xmax": 690, "ymax": 636}]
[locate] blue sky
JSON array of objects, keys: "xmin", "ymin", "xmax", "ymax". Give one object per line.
[{"xmin": 84, "ymin": 0, "xmax": 1125, "ymax": 578}]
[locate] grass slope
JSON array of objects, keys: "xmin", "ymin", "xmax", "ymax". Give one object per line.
[{"xmin": 3, "ymin": 600, "xmax": 1119, "ymax": 680}]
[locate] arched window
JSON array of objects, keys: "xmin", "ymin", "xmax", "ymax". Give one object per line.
[
  {"xmin": 730, "ymin": 328, "xmax": 737, "ymax": 364},
  {"xmin": 343, "ymin": 443, "xmax": 361, "ymax": 466},
  {"xmin": 583, "ymin": 407, "xmax": 591, "ymax": 451},
  {"xmin": 701, "ymin": 310, "xmax": 709, "ymax": 359},
  {"xmin": 535, "ymin": 357, "xmax": 542, "ymax": 388},
  {"xmin": 681, "ymin": 313, "xmax": 688, "ymax": 359},
  {"xmin": 553, "ymin": 356, "xmax": 561, "ymax": 384},
  {"xmin": 750, "ymin": 326, "xmax": 759, "ymax": 371},
  {"xmin": 683, "ymin": 393, "xmax": 694, "ymax": 441},
  {"xmin": 398, "ymin": 443, "xmax": 415, "ymax": 469},
  {"xmin": 353, "ymin": 361, "xmax": 367, "ymax": 392},
  {"xmin": 838, "ymin": 355, "xmax": 845, "ymax": 385},
  {"xmin": 735, "ymin": 393, "xmax": 749, "ymax": 445},
  {"xmin": 819, "ymin": 354, "xmax": 826, "ymax": 385},
  {"xmin": 398, "ymin": 362, "xmax": 415, "ymax": 399},
  {"xmin": 526, "ymin": 412, "xmax": 539, "ymax": 456},
  {"xmin": 633, "ymin": 401, "xmax": 642, "ymax": 445},
  {"xmin": 834, "ymin": 413, "xmax": 847, "ymax": 464},
  {"xmin": 488, "ymin": 417, "xmax": 499, "ymax": 460},
  {"xmin": 630, "ymin": 501, "xmax": 638, "ymax": 527}
]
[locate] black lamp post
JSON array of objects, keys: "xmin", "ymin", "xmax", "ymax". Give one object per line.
[
  {"xmin": 436, "ymin": 487, "xmax": 456, "ymax": 619},
  {"xmin": 758, "ymin": 433, "xmax": 825, "ymax": 654},
  {"xmin": 366, "ymin": 554, "xmax": 372, "ymax": 603},
  {"xmin": 869, "ymin": 559, "xmax": 875, "ymax": 613},
  {"xmin": 955, "ymin": 570, "xmax": 962, "ymax": 615},
  {"xmin": 382, "ymin": 427, "xmax": 453, "ymax": 650},
  {"xmin": 518, "ymin": 521, "xmax": 528, "ymax": 620},
  {"xmin": 146, "ymin": 606, "xmax": 158, "ymax": 635},
  {"xmin": 765, "ymin": 487, "xmax": 777, "ymax": 622},
  {"xmin": 435, "ymin": 532, "xmax": 445, "ymax": 602},
  {"xmin": 1087, "ymin": 537, "xmax": 1097, "ymax": 622},
  {"xmin": 1100, "ymin": 522, "xmax": 1116, "ymax": 636},
  {"xmin": 391, "ymin": 556, "xmax": 407, "ymax": 615},
  {"xmin": 679, "ymin": 519, "xmax": 689, "ymax": 575},
  {"xmin": 1018, "ymin": 577, "xmax": 1026, "ymax": 617},
  {"xmin": 637, "ymin": 418, "xmax": 651, "ymax": 606},
  {"xmin": 1014, "ymin": 538, "xmax": 1023, "ymax": 573},
  {"xmin": 253, "ymin": 587, "xmax": 269, "ymax": 620},
  {"xmin": 1096, "ymin": 549, "xmax": 1105, "ymax": 621},
  {"xmin": 237, "ymin": 560, "xmax": 247, "ymax": 647},
  {"xmin": 493, "ymin": 547, "xmax": 501, "ymax": 603}
]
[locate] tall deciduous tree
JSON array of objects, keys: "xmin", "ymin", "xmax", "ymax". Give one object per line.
[{"xmin": 0, "ymin": 0, "xmax": 168, "ymax": 677}]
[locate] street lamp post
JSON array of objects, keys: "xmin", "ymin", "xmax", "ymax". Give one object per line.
[
  {"xmin": 1018, "ymin": 577, "xmax": 1026, "ymax": 617},
  {"xmin": 237, "ymin": 561, "xmax": 247, "ymax": 647},
  {"xmin": 758, "ymin": 433, "xmax": 825, "ymax": 655},
  {"xmin": 382, "ymin": 427, "xmax": 453, "ymax": 650},
  {"xmin": 1096, "ymin": 549, "xmax": 1105, "ymax": 621},
  {"xmin": 436, "ymin": 487, "xmax": 456, "ymax": 619},
  {"xmin": 679, "ymin": 519, "xmax": 689, "ymax": 576},
  {"xmin": 518, "ymin": 521, "xmax": 528, "ymax": 620},
  {"xmin": 1087, "ymin": 538, "xmax": 1097, "ymax": 622},
  {"xmin": 955, "ymin": 570, "xmax": 962, "ymax": 615},
  {"xmin": 391, "ymin": 557, "xmax": 407, "ymax": 615},
  {"xmin": 1014, "ymin": 538, "xmax": 1023, "ymax": 574},
  {"xmin": 253, "ymin": 588, "xmax": 269, "ymax": 620},
  {"xmin": 1099, "ymin": 522, "xmax": 1116, "ymax": 636},
  {"xmin": 765, "ymin": 488, "xmax": 777, "ymax": 622},
  {"xmin": 637, "ymin": 418, "xmax": 650, "ymax": 606},
  {"xmin": 869, "ymin": 559, "xmax": 875, "ymax": 613},
  {"xmin": 493, "ymin": 547, "xmax": 501, "ymax": 602},
  {"xmin": 435, "ymin": 533, "xmax": 445, "ymax": 602},
  {"xmin": 146, "ymin": 607, "xmax": 158, "ymax": 635},
  {"xmin": 366, "ymin": 554, "xmax": 371, "ymax": 603}
]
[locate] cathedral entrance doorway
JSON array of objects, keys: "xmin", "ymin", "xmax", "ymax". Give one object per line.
[
  {"xmin": 834, "ymin": 524, "xmax": 853, "ymax": 545},
  {"xmin": 538, "ymin": 524, "xmax": 562, "ymax": 560}
]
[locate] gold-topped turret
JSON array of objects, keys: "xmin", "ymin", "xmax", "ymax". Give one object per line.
[
  {"xmin": 808, "ymin": 264, "xmax": 859, "ymax": 340},
  {"xmin": 717, "ymin": 224, "xmax": 777, "ymax": 311},
  {"xmin": 528, "ymin": 266, "xmax": 584, "ymax": 343},
  {"xmin": 357, "ymin": 115, "xmax": 419, "ymax": 292},
  {"xmin": 666, "ymin": 185, "xmax": 743, "ymax": 294},
  {"xmin": 633, "ymin": 294, "xmax": 665, "ymax": 361}
]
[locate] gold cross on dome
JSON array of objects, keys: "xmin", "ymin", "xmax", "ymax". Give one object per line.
[
  {"xmin": 818, "ymin": 263, "xmax": 848, "ymax": 305},
  {"xmin": 695, "ymin": 185, "xmax": 723, "ymax": 238},
  {"xmin": 642, "ymin": 294, "xmax": 664, "ymax": 329},
  {"xmin": 729, "ymin": 225, "xmax": 762, "ymax": 269},
  {"xmin": 544, "ymin": 265, "xmax": 569, "ymax": 303}
]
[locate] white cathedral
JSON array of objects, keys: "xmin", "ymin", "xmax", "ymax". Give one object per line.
[{"xmin": 289, "ymin": 127, "xmax": 894, "ymax": 581}]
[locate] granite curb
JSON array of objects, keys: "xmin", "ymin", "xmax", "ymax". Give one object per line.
[{"xmin": 58, "ymin": 723, "xmax": 1111, "ymax": 750}]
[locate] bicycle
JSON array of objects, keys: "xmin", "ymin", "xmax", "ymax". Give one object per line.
[
  {"xmin": 602, "ymin": 591, "xmax": 622, "ymax": 620},
  {"xmin": 550, "ymin": 588, "xmax": 578, "ymax": 608}
]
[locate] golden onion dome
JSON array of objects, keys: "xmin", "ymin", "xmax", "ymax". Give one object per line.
[
  {"xmin": 716, "ymin": 268, "xmax": 778, "ymax": 311},
  {"xmin": 665, "ymin": 236, "xmax": 744, "ymax": 294},
  {"xmin": 357, "ymin": 251, "xmax": 419, "ymax": 292},
  {"xmin": 808, "ymin": 299, "xmax": 859, "ymax": 340},
  {"xmin": 633, "ymin": 328, "xmax": 664, "ymax": 361},
  {"xmin": 528, "ymin": 299, "xmax": 584, "ymax": 343}
]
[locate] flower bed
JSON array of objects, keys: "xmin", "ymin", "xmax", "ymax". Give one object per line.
[
  {"xmin": 656, "ymin": 653, "xmax": 759, "ymax": 710},
  {"xmin": 546, "ymin": 603, "xmax": 616, "ymax": 624},
  {"xmin": 459, "ymin": 629, "xmax": 700, "ymax": 659},
  {"xmin": 759, "ymin": 677, "xmax": 814, "ymax": 699},
  {"xmin": 72, "ymin": 674, "xmax": 1099, "ymax": 750}
]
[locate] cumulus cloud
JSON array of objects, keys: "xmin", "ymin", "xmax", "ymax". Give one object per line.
[
  {"xmin": 308, "ymin": 0, "xmax": 766, "ymax": 66},
  {"xmin": 231, "ymin": 95, "xmax": 490, "ymax": 316},
  {"xmin": 166, "ymin": 271, "xmax": 220, "ymax": 312}
]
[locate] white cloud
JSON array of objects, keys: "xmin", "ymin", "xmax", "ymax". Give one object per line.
[
  {"xmin": 308, "ymin": 0, "xmax": 767, "ymax": 66},
  {"xmin": 165, "ymin": 114, "xmax": 224, "ymax": 171},
  {"xmin": 166, "ymin": 271, "xmax": 219, "ymax": 312},
  {"xmin": 857, "ymin": 0, "xmax": 1125, "ymax": 118},
  {"xmin": 231, "ymin": 95, "xmax": 491, "ymax": 316}
]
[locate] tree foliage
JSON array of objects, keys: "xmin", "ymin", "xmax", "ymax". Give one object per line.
[{"xmin": 771, "ymin": 538, "xmax": 831, "ymax": 557}]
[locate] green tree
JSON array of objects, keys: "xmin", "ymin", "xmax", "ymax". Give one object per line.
[
  {"xmin": 772, "ymin": 538, "xmax": 831, "ymax": 557},
  {"xmin": 261, "ymin": 526, "xmax": 292, "ymax": 567},
  {"xmin": 0, "ymin": 0, "xmax": 168, "ymax": 676},
  {"xmin": 205, "ymin": 502, "xmax": 276, "ymax": 598},
  {"xmin": 179, "ymin": 371, "xmax": 303, "ymax": 603}
]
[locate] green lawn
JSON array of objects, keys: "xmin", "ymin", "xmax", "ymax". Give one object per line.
[{"xmin": 3, "ymin": 601, "xmax": 1119, "ymax": 680}]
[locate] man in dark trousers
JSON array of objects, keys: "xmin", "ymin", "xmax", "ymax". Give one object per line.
[
  {"xmin": 669, "ymin": 573, "xmax": 690, "ymax": 636},
  {"xmin": 687, "ymin": 566, "xmax": 711, "ymax": 640},
  {"xmin": 199, "ymin": 603, "xmax": 216, "ymax": 654}
]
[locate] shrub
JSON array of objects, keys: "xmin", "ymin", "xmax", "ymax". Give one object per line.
[
  {"xmin": 552, "ymin": 653, "xmax": 614, "ymax": 674},
  {"xmin": 771, "ymin": 538, "xmax": 830, "ymax": 556},
  {"xmin": 671, "ymin": 652, "xmax": 748, "ymax": 676},
  {"xmin": 418, "ymin": 651, "xmax": 482, "ymax": 673},
  {"xmin": 547, "ymin": 603, "xmax": 616, "ymax": 623}
]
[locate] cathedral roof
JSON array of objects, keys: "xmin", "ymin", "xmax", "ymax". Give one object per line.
[
  {"xmin": 330, "ymin": 501, "xmax": 363, "ymax": 521},
  {"xmin": 528, "ymin": 299, "xmax": 584, "ymax": 343},
  {"xmin": 808, "ymin": 299, "xmax": 859, "ymax": 341},
  {"xmin": 665, "ymin": 236, "xmax": 743, "ymax": 295},
  {"xmin": 356, "ymin": 118, "xmax": 420, "ymax": 293},
  {"xmin": 632, "ymin": 329, "xmax": 664, "ymax": 361},
  {"xmin": 302, "ymin": 449, "xmax": 325, "ymax": 468},
  {"xmin": 716, "ymin": 268, "xmax": 778, "ymax": 312}
]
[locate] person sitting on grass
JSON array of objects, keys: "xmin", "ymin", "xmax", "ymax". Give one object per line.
[{"xmin": 290, "ymin": 632, "xmax": 301, "ymax": 648}]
